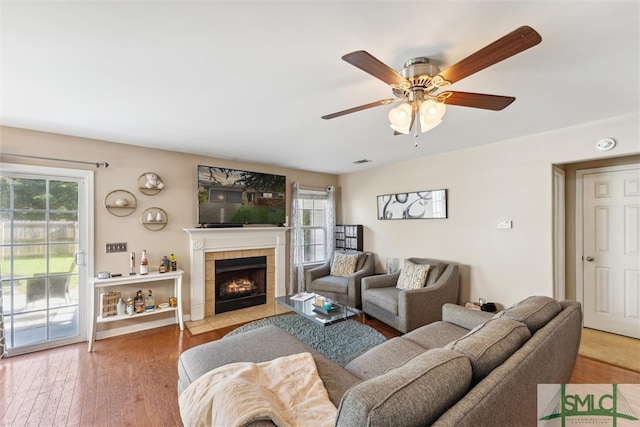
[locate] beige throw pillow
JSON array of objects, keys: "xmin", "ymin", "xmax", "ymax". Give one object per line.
[
  {"xmin": 331, "ymin": 252, "xmax": 359, "ymax": 277},
  {"xmin": 397, "ymin": 259, "xmax": 430, "ymax": 290}
]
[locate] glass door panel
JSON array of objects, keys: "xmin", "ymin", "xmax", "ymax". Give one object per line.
[{"xmin": 1, "ymin": 170, "xmax": 86, "ymax": 355}]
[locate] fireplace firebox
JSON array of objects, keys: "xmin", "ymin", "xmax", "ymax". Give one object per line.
[{"xmin": 215, "ymin": 256, "xmax": 267, "ymax": 314}]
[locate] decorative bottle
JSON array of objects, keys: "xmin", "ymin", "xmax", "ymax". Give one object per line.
[
  {"xmin": 126, "ymin": 296, "xmax": 134, "ymax": 315},
  {"xmin": 169, "ymin": 253, "xmax": 177, "ymax": 271},
  {"xmin": 144, "ymin": 290, "xmax": 155, "ymax": 312},
  {"xmin": 134, "ymin": 290, "xmax": 145, "ymax": 313},
  {"xmin": 140, "ymin": 250, "xmax": 149, "ymax": 275},
  {"xmin": 116, "ymin": 297, "xmax": 125, "ymax": 316}
]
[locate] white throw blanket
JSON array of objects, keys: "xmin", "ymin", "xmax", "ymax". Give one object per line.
[{"xmin": 179, "ymin": 352, "xmax": 337, "ymax": 427}]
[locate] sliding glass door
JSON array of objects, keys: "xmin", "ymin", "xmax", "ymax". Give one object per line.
[{"xmin": 0, "ymin": 163, "xmax": 92, "ymax": 356}]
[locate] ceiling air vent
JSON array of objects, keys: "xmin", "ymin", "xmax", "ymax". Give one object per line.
[{"xmin": 353, "ymin": 159, "xmax": 372, "ymax": 164}]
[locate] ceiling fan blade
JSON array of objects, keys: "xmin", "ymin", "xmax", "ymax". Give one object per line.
[
  {"xmin": 321, "ymin": 98, "xmax": 396, "ymax": 120},
  {"xmin": 443, "ymin": 91, "xmax": 516, "ymax": 110},
  {"xmin": 438, "ymin": 26, "xmax": 542, "ymax": 84},
  {"xmin": 342, "ymin": 51, "xmax": 409, "ymax": 87}
]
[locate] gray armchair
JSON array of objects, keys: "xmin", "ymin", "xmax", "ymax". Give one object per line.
[
  {"xmin": 305, "ymin": 251, "xmax": 375, "ymax": 308},
  {"xmin": 361, "ymin": 258, "xmax": 459, "ymax": 333}
]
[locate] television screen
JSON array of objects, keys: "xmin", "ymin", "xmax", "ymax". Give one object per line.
[{"xmin": 197, "ymin": 165, "xmax": 286, "ymax": 226}]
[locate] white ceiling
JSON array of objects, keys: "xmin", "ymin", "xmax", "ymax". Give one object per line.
[{"xmin": 2, "ymin": 1, "xmax": 638, "ymax": 174}]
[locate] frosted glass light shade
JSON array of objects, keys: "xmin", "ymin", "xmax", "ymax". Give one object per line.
[
  {"xmin": 419, "ymin": 100, "xmax": 446, "ymax": 124},
  {"xmin": 420, "ymin": 119, "xmax": 443, "ymax": 133},
  {"xmin": 419, "ymin": 100, "xmax": 446, "ymax": 133},
  {"xmin": 389, "ymin": 103, "xmax": 413, "ymax": 134}
]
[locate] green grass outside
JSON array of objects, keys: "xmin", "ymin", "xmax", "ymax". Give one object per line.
[{"xmin": 1, "ymin": 257, "xmax": 76, "ymax": 278}]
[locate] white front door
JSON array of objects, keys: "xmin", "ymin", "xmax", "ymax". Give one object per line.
[{"xmin": 580, "ymin": 164, "xmax": 640, "ymax": 338}]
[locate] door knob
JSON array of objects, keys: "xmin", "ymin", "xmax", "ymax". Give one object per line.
[{"xmin": 585, "ymin": 256, "xmax": 594, "ymax": 262}]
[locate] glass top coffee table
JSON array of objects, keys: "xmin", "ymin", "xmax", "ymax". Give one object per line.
[{"xmin": 275, "ymin": 292, "xmax": 361, "ymax": 326}]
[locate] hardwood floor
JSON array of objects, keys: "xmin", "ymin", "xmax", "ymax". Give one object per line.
[{"xmin": 1, "ymin": 318, "xmax": 638, "ymax": 427}]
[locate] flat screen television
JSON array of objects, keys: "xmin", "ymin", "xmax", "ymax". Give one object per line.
[{"xmin": 197, "ymin": 165, "xmax": 286, "ymax": 227}]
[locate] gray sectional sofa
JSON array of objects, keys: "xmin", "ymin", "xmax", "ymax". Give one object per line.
[{"xmin": 178, "ymin": 296, "xmax": 582, "ymax": 426}]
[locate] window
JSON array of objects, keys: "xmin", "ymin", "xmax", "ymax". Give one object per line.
[{"xmin": 296, "ymin": 189, "xmax": 330, "ymax": 264}]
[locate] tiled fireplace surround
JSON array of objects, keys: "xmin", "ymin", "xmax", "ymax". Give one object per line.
[{"xmin": 184, "ymin": 227, "xmax": 290, "ymax": 333}]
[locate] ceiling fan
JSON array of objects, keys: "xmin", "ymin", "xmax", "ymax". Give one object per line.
[{"xmin": 322, "ymin": 26, "xmax": 542, "ymax": 139}]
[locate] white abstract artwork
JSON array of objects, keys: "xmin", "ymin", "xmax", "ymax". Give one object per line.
[{"xmin": 377, "ymin": 189, "xmax": 447, "ymax": 220}]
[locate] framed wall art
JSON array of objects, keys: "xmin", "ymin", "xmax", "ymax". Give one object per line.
[{"xmin": 377, "ymin": 189, "xmax": 447, "ymax": 220}]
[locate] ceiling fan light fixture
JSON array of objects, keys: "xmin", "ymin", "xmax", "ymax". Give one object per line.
[
  {"xmin": 419, "ymin": 99, "xmax": 446, "ymax": 125},
  {"xmin": 388, "ymin": 103, "xmax": 413, "ymax": 134},
  {"xmin": 325, "ymin": 26, "xmax": 542, "ymax": 142}
]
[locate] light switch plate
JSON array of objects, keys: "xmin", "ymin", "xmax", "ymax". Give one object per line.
[
  {"xmin": 106, "ymin": 242, "xmax": 128, "ymax": 253},
  {"xmin": 497, "ymin": 220, "xmax": 512, "ymax": 229}
]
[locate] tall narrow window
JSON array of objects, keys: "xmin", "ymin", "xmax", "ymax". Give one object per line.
[
  {"xmin": 289, "ymin": 184, "xmax": 335, "ymax": 294},
  {"xmin": 297, "ymin": 188, "xmax": 336, "ymax": 264}
]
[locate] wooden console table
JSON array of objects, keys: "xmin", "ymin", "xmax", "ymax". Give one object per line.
[{"xmin": 88, "ymin": 270, "xmax": 184, "ymax": 352}]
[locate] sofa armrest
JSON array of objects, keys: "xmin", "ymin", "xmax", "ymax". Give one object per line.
[
  {"xmin": 442, "ymin": 303, "xmax": 493, "ymax": 330},
  {"xmin": 361, "ymin": 271, "xmax": 401, "ymax": 291}
]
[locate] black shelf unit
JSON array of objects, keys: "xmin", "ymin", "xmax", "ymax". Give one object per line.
[{"xmin": 335, "ymin": 224, "xmax": 363, "ymax": 251}]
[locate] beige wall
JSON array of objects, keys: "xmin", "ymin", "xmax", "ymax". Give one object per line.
[
  {"xmin": 338, "ymin": 113, "xmax": 639, "ymax": 308},
  {"xmin": 2, "ymin": 113, "xmax": 638, "ymax": 314},
  {"xmin": 0, "ymin": 126, "xmax": 339, "ymax": 318}
]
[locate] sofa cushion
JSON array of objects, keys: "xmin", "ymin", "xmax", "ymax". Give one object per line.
[
  {"xmin": 344, "ymin": 336, "xmax": 427, "ymax": 380},
  {"xmin": 442, "ymin": 303, "xmax": 494, "ymax": 330},
  {"xmin": 397, "ymin": 259, "xmax": 430, "ymax": 290},
  {"xmin": 403, "ymin": 321, "xmax": 470, "ymax": 350},
  {"xmin": 309, "ymin": 275, "xmax": 349, "ymax": 295},
  {"xmin": 331, "ymin": 252, "xmax": 359, "ymax": 277},
  {"xmin": 494, "ymin": 296, "xmax": 562, "ymax": 334},
  {"xmin": 362, "ymin": 287, "xmax": 399, "ymax": 315},
  {"xmin": 178, "ymin": 325, "xmax": 360, "ymax": 406},
  {"xmin": 445, "ymin": 318, "xmax": 531, "ymax": 384},
  {"xmin": 337, "ymin": 348, "xmax": 472, "ymax": 427}
]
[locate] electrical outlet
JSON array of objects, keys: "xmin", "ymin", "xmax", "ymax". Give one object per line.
[{"xmin": 106, "ymin": 242, "xmax": 127, "ymax": 253}]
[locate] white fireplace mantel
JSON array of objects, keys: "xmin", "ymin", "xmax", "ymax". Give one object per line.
[{"xmin": 184, "ymin": 227, "xmax": 290, "ymax": 321}]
